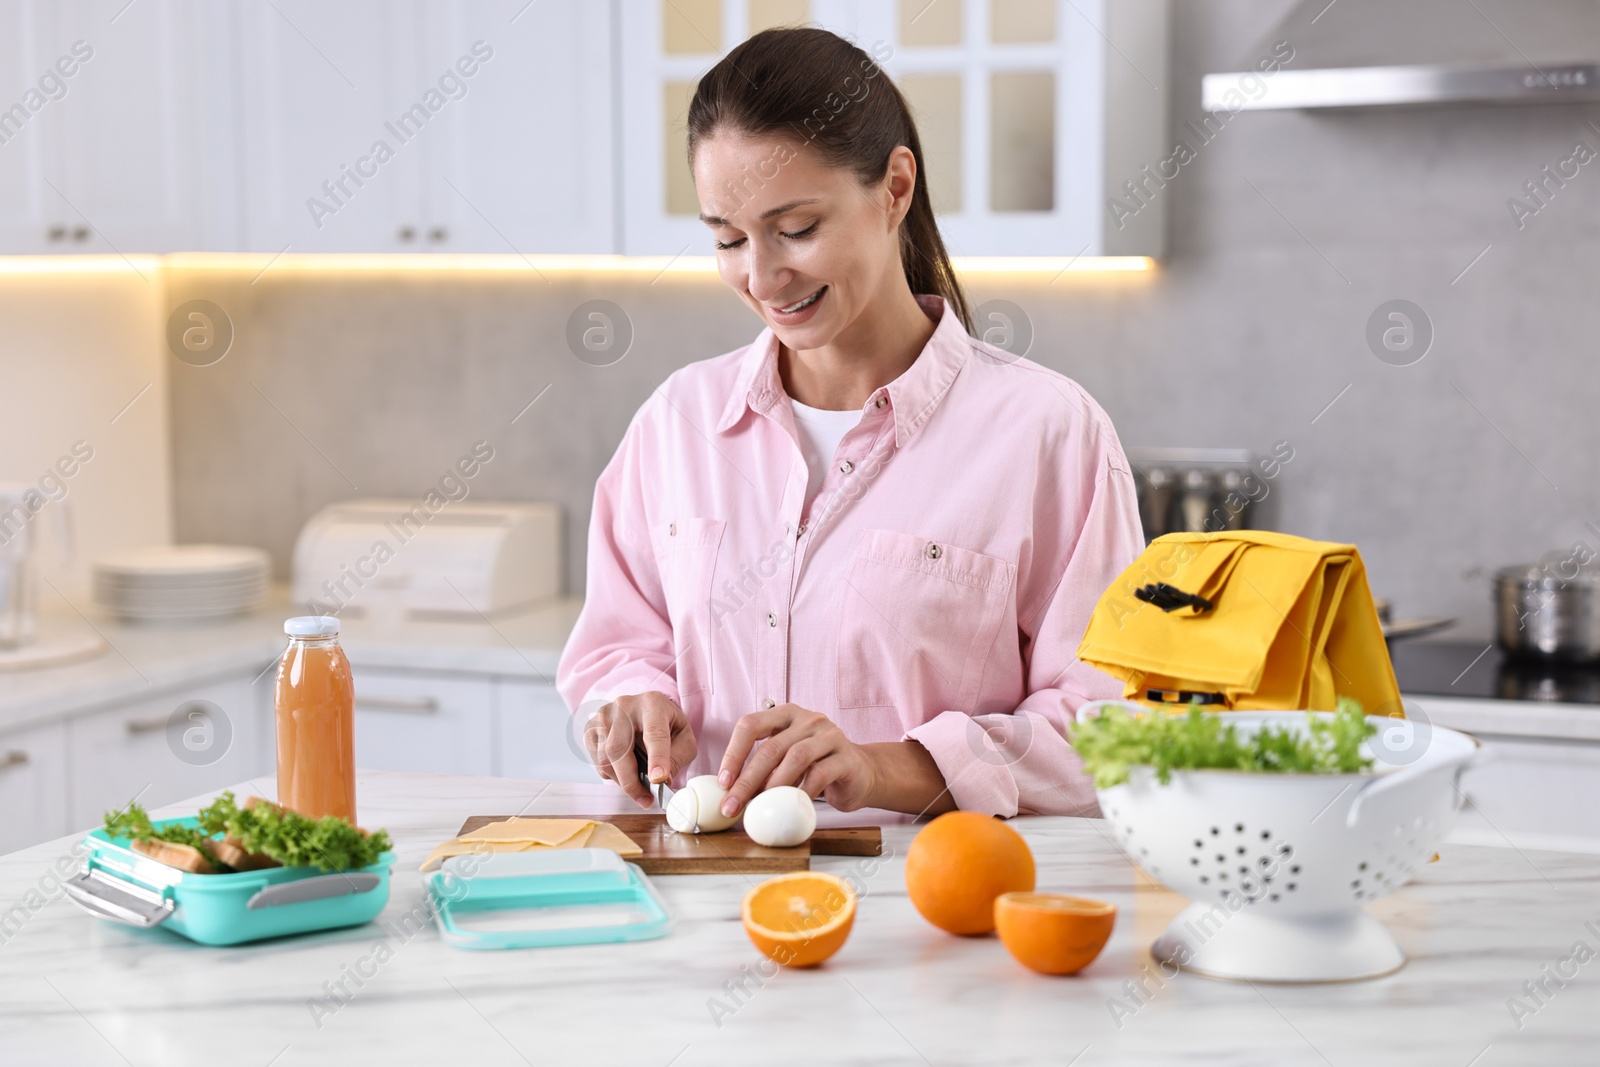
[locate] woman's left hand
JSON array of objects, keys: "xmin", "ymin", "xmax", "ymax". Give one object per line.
[{"xmin": 716, "ymin": 703, "xmax": 878, "ymax": 816}]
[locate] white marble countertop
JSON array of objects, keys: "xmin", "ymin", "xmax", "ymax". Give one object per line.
[
  {"xmin": 3, "ymin": 770, "xmax": 1599, "ymax": 1066},
  {"xmin": 0, "ymin": 588, "xmax": 583, "ymax": 734}
]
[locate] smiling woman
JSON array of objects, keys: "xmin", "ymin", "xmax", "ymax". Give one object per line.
[{"xmin": 557, "ymin": 27, "xmax": 1145, "ymax": 821}]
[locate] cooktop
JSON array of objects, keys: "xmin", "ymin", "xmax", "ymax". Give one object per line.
[{"xmin": 1389, "ymin": 640, "xmax": 1600, "ymax": 706}]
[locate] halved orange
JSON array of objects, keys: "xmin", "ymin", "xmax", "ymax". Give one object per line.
[
  {"xmin": 994, "ymin": 892, "xmax": 1116, "ymax": 975},
  {"xmin": 741, "ymin": 871, "xmax": 856, "ymax": 968}
]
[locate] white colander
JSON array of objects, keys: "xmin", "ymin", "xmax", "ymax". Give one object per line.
[{"xmin": 1078, "ymin": 704, "xmax": 1484, "ymax": 982}]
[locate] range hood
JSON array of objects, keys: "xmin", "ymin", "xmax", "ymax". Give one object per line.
[{"xmin": 1202, "ymin": 0, "xmax": 1600, "ymax": 111}]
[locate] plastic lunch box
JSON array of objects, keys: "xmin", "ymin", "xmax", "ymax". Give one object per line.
[
  {"xmin": 65, "ymin": 817, "xmax": 396, "ymax": 946},
  {"xmin": 426, "ymin": 849, "xmax": 673, "ymax": 950}
]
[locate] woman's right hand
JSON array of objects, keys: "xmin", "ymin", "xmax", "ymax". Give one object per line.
[{"xmin": 583, "ymin": 691, "xmax": 698, "ymax": 808}]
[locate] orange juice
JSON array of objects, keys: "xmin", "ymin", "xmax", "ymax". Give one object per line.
[{"xmin": 275, "ymin": 616, "xmax": 356, "ymax": 821}]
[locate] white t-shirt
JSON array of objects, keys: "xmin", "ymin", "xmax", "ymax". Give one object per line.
[{"xmin": 788, "ymin": 395, "xmax": 863, "ymax": 508}]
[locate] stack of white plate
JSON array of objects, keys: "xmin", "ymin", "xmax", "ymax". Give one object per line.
[{"xmin": 93, "ymin": 545, "xmax": 271, "ymax": 622}]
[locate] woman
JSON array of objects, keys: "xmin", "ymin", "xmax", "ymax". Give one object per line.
[{"xmin": 556, "ymin": 28, "xmax": 1143, "ymax": 821}]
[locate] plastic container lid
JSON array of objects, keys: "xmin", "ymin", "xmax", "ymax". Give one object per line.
[{"xmin": 284, "ymin": 615, "xmax": 341, "ymax": 637}]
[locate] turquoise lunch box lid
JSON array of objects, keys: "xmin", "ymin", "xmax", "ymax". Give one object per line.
[
  {"xmin": 66, "ymin": 817, "xmax": 396, "ymax": 947},
  {"xmin": 426, "ymin": 848, "xmax": 673, "ymax": 950}
]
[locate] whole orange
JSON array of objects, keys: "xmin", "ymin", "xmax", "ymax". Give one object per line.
[
  {"xmin": 742, "ymin": 871, "xmax": 856, "ymax": 968},
  {"xmin": 905, "ymin": 811, "xmax": 1035, "ymax": 935},
  {"xmin": 994, "ymin": 892, "xmax": 1116, "ymax": 975}
]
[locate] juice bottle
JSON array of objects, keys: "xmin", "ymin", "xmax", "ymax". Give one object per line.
[{"xmin": 275, "ymin": 616, "xmax": 357, "ymax": 821}]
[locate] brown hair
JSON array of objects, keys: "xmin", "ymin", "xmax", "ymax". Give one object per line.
[{"xmin": 687, "ymin": 27, "xmax": 972, "ymax": 333}]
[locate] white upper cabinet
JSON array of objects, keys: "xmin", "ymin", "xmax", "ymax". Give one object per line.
[
  {"xmin": 236, "ymin": 0, "xmax": 432, "ymax": 253},
  {"xmin": 0, "ymin": 0, "xmax": 1162, "ymax": 257},
  {"xmin": 420, "ymin": 0, "xmax": 616, "ymax": 255},
  {"xmin": 617, "ymin": 0, "xmax": 1169, "ymax": 257},
  {"xmin": 0, "ymin": 0, "xmax": 227, "ymax": 254},
  {"xmin": 237, "ymin": 0, "xmax": 615, "ymax": 254}
]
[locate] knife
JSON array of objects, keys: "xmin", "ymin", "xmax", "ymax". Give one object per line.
[{"xmin": 632, "ymin": 738, "xmax": 668, "ymax": 810}]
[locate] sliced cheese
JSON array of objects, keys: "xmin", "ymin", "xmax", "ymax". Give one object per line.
[
  {"xmin": 419, "ymin": 821, "xmax": 644, "ymax": 872},
  {"xmin": 585, "ymin": 823, "xmax": 644, "ymax": 857},
  {"xmin": 459, "ymin": 818, "xmax": 596, "ymax": 846}
]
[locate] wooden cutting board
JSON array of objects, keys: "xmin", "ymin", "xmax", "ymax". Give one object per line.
[{"xmin": 456, "ymin": 813, "xmax": 881, "ymax": 875}]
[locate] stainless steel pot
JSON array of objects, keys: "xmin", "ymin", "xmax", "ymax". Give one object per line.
[{"xmin": 1495, "ymin": 564, "xmax": 1600, "ymax": 663}]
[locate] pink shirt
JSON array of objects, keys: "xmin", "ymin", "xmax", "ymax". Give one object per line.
[{"xmin": 556, "ymin": 296, "xmax": 1145, "ymax": 817}]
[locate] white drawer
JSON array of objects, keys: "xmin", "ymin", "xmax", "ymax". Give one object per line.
[
  {"xmin": 350, "ymin": 669, "xmax": 494, "ymax": 776},
  {"xmin": 0, "ymin": 720, "xmax": 69, "ymax": 855},
  {"xmin": 496, "ymin": 680, "xmax": 595, "ymax": 783},
  {"xmin": 66, "ymin": 675, "xmax": 264, "ymax": 830},
  {"xmin": 1452, "ymin": 735, "xmax": 1600, "ymax": 851}
]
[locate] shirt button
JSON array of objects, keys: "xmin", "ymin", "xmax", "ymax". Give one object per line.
[
  {"xmin": 762, "ymin": 698, "xmax": 776, "ymax": 709},
  {"xmin": 668, "ymin": 522, "xmax": 676, "ymax": 536},
  {"xmin": 874, "ymin": 395, "xmax": 887, "ymax": 409},
  {"xmin": 839, "ymin": 460, "xmax": 853, "ymax": 474},
  {"xmin": 926, "ymin": 542, "xmax": 941, "ymax": 559},
  {"xmin": 796, "ymin": 523, "xmax": 807, "ymax": 537},
  {"xmin": 767, "ymin": 613, "xmax": 777, "ymax": 627}
]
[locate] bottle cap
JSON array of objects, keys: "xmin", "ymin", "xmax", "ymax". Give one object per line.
[{"xmin": 284, "ymin": 615, "xmax": 341, "ymax": 637}]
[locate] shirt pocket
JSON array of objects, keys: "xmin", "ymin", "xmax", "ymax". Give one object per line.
[
  {"xmin": 836, "ymin": 529, "xmax": 1016, "ymax": 712},
  {"xmin": 650, "ymin": 517, "xmax": 726, "ymax": 696}
]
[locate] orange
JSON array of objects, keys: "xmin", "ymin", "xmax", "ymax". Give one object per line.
[
  {"xmin": 994, "ymin": 893, "xmax": 1116, "ymax": 975},
  {"xmin": 905, "ymin": 811, "xmax": 1035, "ymax": 936},
  {"xmin": 741, "ymin": 871, "xmax": 856, "ymax": 968}
]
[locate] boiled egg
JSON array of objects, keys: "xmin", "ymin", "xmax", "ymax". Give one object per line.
[
  {"xmin": 666, "ymin": 775, "xmax": 739, "ymax": 833},
  {"xmin": 742, "ymin": 786, "xmax": 817, "ymax": 848}
]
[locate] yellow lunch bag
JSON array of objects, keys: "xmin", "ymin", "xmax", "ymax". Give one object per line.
[{"xmin": 1077, "ymin": 530, "xmax": 1402, "ymax": 714}]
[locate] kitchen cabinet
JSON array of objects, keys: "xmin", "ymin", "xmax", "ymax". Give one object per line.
[
  {"xmin": 496, "ymin": 679, "xmax": 595, "ymax": 783},
  {"xmin": 618, "ymin": 0, "xmax": 1169, "ymax": 256},
  {"xmin": 418, "ymin": 0, "xmax": 616, "ymax": 255},
  {"xmin": 236, "ymin": 0, "xmax": 615, "ymax": 254},
  {"xmin": 64, "ymin": 672, "xmax": 266, "ymax": 830},
  {"xmin": 0, "ymin": 720, "xmax": 69, "ymax": 856},
  {"xmin": 1453, "ymin": 734, "xmax": 1600, "ymax": 853},
  {"xmin": 352, "ymin": 668, "xmax": 496, "ymax": 776},
  {"xmin": 0, "ymin": 0, "xmax": 232, "ymax": 254},
  {"xmin": 235, "ymin": 0, "xmax": 431, "ymax": 253}
]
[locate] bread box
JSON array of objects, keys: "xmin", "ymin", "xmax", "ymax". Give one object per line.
[{"xmin": 291, "ymin": 499, "xmax": 561, "ymax": 618}]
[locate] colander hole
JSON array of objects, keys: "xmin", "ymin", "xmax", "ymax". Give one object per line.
[
  {"xmin": 1139, "ymin": 847, "xmax": 1148, "ymax": 856},
  {"xmin": 1287, "ymin": 883, "xmax": 1297, "ymax": 891},
  {"xmin": 1258, "ymin": 857, "xmax": 1271, "ymax": 868},
  {"xmin": 1270, "ymin": 893, "xmax": 1280, "ymax": 902},
  {"xmin": 1194, "ymin": 839, "xmax": 1203, "ymax": 848},
  {"xmin": 1358, "ymin": 862, "xmax": 1367, "ymax": 871},
  {"xmin": 1191, "ymin": 857, "xmax": 1200, "ymax": 866},
  {"xmin": 1210, "ymin": 827, "xmax": 1220, "ymax": 835},
  {"xmin": 1260, "ymin": 830, "xmax": 1271, "ymax": 839},
  {"xmin": 1199, "ymin": 875, "xmax": 1209, "ymax": 884},
  {"xmin": 1216, "ymin": 854, "xmax": 1225, "ymax": 863},
  {"xmin": 1235, "ymin": 823, "xmax": 1245, "ymax": 833},
  {"xmin": 1290, "ymin": 865, "xmax": 1301, "ymax": 874},
  {"xmin": 1238, "ymin": 865, "xmax": 1249, "ymax": 875},
  {"xmin": 1351, "ymin": 879, "xmax": 1361, "ymax": 888},
  {"xmin": 1236, "ymin": 846, "xmax": 1246, "ymax": 855},
  {"xmin": 1219, "ymin": 872, "xmax": 1228, "ymax": 881}
]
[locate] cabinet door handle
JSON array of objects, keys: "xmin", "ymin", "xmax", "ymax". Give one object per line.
[
  {"xmin": 427, "ymin": 226, "xmax": 448, "ymax": 243},
  {"xmin": 0, "ymin": 750, "xmax": 29, "ymax": 773},
  {"xmin": 355, "ymin": 696, "xmax": 439, "ymax": 714},
  {"xmin": 47, "ymin": 225, "xmax": 66, "ymax": 242},
  {"xmin": 125, "ymin": 716, "xmax": 168, "ymax": 735},
  {"xmin": 397, "ymin": 225, "xmax": 416, "ymax": 242},
  {"xmin": 72, "ymin": 226, "xmax": 89, "ymax": 242}
]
